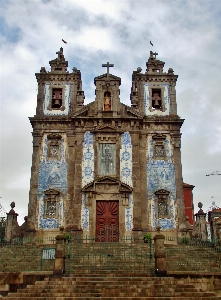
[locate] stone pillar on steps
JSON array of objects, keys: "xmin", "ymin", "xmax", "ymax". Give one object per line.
[
  {"xmin": 153, "ymin": 224, "xmax": 167, "ymax": 276},
  {"xmin": 192, "ymin": 202, "xmax": 208, "ymax": 241},
  {"xmin": 5, "ymin": 202, "xmax": 21, "ymax": 241},
  {"xmin": 53, "ymin": 226, "xmax": 67, "ymax": 277}
]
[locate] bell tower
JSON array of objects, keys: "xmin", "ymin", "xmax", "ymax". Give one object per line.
[
  {"xmin": 130, "ymin": 51, "xmax": 186, "ymax": 230},
  {"xmin": 27, "ymin": 48, "xmax": 85, "ymax": 234}
]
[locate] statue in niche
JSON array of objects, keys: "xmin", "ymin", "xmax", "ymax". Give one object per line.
[{"xmin": 104, "ymin": 91, "xmax": 111, "ymax": 111}]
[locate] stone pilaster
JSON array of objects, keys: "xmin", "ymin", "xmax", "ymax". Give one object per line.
[
  {"xmin": 171, "ymin": 132, "xmax": 186, "ymax": 229},
  {"xmin": 72, "ymin": 132, "xmax": 84, "ymax": 229},
  {"xmin": 131, "ymin": 131, "xmax": 143, "ymax": 233},
  {"xmin": 27, "ymin": 131, "xmax": 42, "ymax": 231}
]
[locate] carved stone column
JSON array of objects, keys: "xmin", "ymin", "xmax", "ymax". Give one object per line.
[
  {"xmin": 154, "ymin": 225, "xmax": 167, "ymax": 276},
  {"xmin": 53, "ymin": 227, "xmax": 67, "ymax": 276}
]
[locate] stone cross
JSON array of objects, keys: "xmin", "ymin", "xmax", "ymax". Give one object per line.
[
  {"xmin": 152, "ymin": 52, "xmax": 158, "ymax": 59},
  {"xmin": 102, "ymin": 62, "xmax": 114, "ymax": 80}
]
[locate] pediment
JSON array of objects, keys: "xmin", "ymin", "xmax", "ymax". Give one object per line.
[
  {"xmin": 82, "ymin": 177, "xmax": 132, "ymax": 193},
  {"xmin": 94, "ymin": 73, "xmax": 121, "ymax": 84},
  {"xmin": 154, "ymin": 189, "xmax": 170, "ymax": 195},
  {"xmin": 93, "ymin": 124, "xmax": 123, "ymax": 134}
]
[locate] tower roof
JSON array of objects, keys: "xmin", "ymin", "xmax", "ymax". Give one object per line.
[
  {"xmin": 49, "ymin": 47, "xmax": 68, "ymax": 73},
  {"xmin": 146, "ymin": 51, "xmax": 165, "ymax": 74}
]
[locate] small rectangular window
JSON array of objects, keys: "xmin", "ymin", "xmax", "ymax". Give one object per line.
[{"xmin": 98, "ymin": 144, "xmax": 116, "ymax": 175}]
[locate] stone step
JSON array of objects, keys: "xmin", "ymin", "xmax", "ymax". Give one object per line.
[
  {"xmin": 2, "ymin": 265, "xmax": 221, "ymax": 300},
  {"xmin": 4, "ymin": 297, "xmax": 221, "ymax": 300}
]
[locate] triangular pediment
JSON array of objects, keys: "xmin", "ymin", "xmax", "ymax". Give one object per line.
[
  {"xmin": 94, "ymin": 73, "xmax": 121, "ymax": 85},
  {"xmin": 82, "ymin": 177, "xmax": 132, "ymax": 193},
  {"xmin": 93, "ymin": 124, "xmax": 123, "ymax": 134}
]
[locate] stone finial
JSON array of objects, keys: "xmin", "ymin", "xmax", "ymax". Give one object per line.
[
  {"xmin": 198, "ymin": 202, "xmax": 204, "ymax": 214},
  {"xmin": 136, "ymin": 67, "xmax": 142, "ymax": 73},
  {"xmin": 72, "ymin": 67, "xmax": 78, "ymax": 73},
  {"xmin": 40, "ymin": 67, "xmax": 46, "ymax": 73},
  {"xmin": 168, "ymin": 68, "xmax": 174, "ymax": 74},
  {"xmin": 56, "ymin": 47, "xmax": 64, "ymax": 60},
  {"xmin": 10, "ymin": 202, "xmax": 15, "ymax": 209},
  {"xmin": 7, "ymin": 202, "xmax": 17, "ymax": 215}
]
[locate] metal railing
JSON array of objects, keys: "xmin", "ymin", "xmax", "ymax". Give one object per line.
[{"xmin": 65, "ymin": 236, "xmax": 154, "ymax": 274}]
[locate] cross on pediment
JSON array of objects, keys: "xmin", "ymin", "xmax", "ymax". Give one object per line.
[
  {"xmin": 150, "ymin": 51, "xmax": 158, "ymax": 59},
  {"xmin": 102, "ymin": 62, "xmax": 114, "ymax": 80}
]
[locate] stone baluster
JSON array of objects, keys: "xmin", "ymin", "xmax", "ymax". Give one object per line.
[
  {"xmin": 154, "ymin": 224, "xmax": 167, "ymax": 276},
  {"xmin": 53, "ymin": 226, "xmax": 67, "ymax": 276}
]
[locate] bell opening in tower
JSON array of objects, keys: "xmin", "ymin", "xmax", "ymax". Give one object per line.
[
  {"xmin": 52, "ymin": 88, "xmax": 62, "ymax": 109},
  {"xmin": 152, "ymin": 88, "xmax": 162, "ymax": 109}
]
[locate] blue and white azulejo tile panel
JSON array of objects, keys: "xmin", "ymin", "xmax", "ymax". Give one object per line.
[
  {"xmin": 125, "ymin": 194, "xmax": 133, "ymax": 231},
  {"xmin": 43, "ymin": 83, "xmax": 71, "ymax": 116},
  {"xmin": 147, "ymin": 134, "xmax": 176, "ymax": 230},
  {"xmin": 120, "ymin": 132, "xmax": 132, "ymax": 187},
  {"xmin": 37, "ymin": 134, "xmax": 67, "ymax": 229},
  {"xmin": 82, "ymin": 132, "xmax": 94, "ymax": 187},
  {"xmin": 81, "ymin": 193, "xmax": 89, "ymax": 231},
  {"xmin": 143, "ymin": 83, "xmax": 171, "ymax": 116},
  {"xmin": 120, "ymin": 132, "xmax": 133, "ymax": 231},
  {"xmin": 81, "ymin": 132, "xmax": 94, "ymax": 231}
]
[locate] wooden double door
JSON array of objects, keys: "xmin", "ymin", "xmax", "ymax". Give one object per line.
[{"xmin": 96, "ymin": 200, "xmax": 119, "ymax": 242}]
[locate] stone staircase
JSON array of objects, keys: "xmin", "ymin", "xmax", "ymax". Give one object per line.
[{"xmin": 3, "ymin": 273, "xmax": 221, "ymax": 299}]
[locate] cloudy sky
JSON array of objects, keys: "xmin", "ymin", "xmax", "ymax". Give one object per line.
[{"xmin": 0, "ymin": 0, "xmax": 221, "ymax": 224}]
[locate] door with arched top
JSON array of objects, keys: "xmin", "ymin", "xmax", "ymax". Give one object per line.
[{"xmin": 96, "ymin": 200, "xmax": 119, "ymax": 242}]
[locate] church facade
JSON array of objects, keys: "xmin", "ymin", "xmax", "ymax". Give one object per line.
[{"xmin": 26, "ymin": 48, "xmax": 186, "ymax": 239}]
